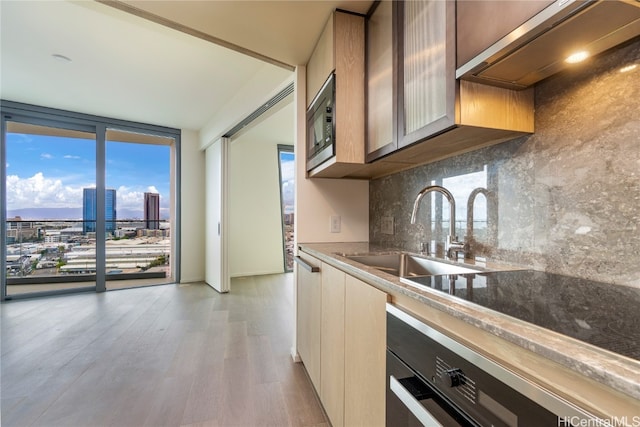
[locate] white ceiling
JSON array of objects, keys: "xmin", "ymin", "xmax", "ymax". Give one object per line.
[
  {"xmin": 115, "ymin": 0, "xmax": 374, "ymax": 67},
  {"xmin": 0, "ymin": 0, "xmax": 372, "ymax": 132}
]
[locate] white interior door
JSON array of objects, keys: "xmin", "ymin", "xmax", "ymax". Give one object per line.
[{"xmin": 205, "ymin": 138, "xmax": 229, "ymax": 293}]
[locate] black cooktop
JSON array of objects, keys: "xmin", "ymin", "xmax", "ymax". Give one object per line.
[{"xmin": 404, "ymin": 270, "xmax": 640, "ymax": 361}]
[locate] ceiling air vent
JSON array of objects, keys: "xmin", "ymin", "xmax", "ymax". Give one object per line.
[{"xmin": 223, "ymin": 82, "xmax": 294, "ymax": 138}]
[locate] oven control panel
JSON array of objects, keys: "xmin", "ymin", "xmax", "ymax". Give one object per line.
[{"xmin": 436, "ymin": 356, "xmax": 478, "ymax": 404}]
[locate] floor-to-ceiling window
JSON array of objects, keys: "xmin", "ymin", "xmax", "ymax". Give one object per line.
[
  {"xmin": 1, "ymin": 101, "xmax": 180, "ymax": 300},
  {"xmin": 277, "ymin": 145, "xmax": 294, "ymax": 272},
  {"xmin": 105, "ymin": 130, "xmax": 174, "ymax": 290},
  {"xmin": 3, "ymin": 121, "xmax": 98, "ymax": 296}
]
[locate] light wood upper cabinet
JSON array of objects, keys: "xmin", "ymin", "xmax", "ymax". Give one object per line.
[
  {"xmin": 357, "ymin": 0, "xmax": 534, "ymax": 176},
  {"xmin": 320, "ymin": 263, "xmax": 346, "ymax": 427},
  {"xmin": 306, "ymin": 14, "xmax": 334, "ymax": 108},
  {"xmin": 295, "ymin": 253, "xmax": 322, "ymax": 392},
  {"xmin": 306, "ymin": 10, "xmax": 366, "ymax": 178},
  {"xmin": 396, "ymin": 0, "xmax": 533, "ymax": 151},
  {"xmin": 309, "ymin": 2, "xmax": 535, "ymax": 179}
]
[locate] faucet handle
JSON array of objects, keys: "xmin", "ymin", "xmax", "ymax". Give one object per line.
[
  {"xmin": 419, "ymin": 242, "xmax": 431, "ymax": 255},
  {"xmin": 446, "ymin": 240, "xmax": 466, "ymax": 260}
]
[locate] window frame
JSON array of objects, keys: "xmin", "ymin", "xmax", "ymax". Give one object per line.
[{"xmin": 0, "ymin": 100, "xmax": 181, "ymax": 300}]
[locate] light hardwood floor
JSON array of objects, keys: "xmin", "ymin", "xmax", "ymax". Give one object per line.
[{"xmin": 1, "ymin": 274, "xmax": 328, "ymax": 427}]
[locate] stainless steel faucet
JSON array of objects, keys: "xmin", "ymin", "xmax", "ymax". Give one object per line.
[
  {"xmin": 410, "ymin": 185, "xmax": 465, "ymax": 259},
  {"xmin": 466, "ymin": 187, "xmax": 492, "ymax": 258}
]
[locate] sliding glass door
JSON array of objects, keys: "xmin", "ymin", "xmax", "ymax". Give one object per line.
[
  {"xmin": 1, "ymin": 101, "xmax": 180, "ymax": 300},
  {"xmin": 104, "ymin": 130, "xmax": 174, "ymax": 290},
  {"xmin": 3, "ymin": 121, "xmax": 98, "ymax": 296}
]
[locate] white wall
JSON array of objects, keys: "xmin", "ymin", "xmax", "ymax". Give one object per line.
[
  {"xmin": 179, "ymin": 129, "xmax": 206, "ymax": 283},
  {"xmin": 228, "ymin": 100, "xmax": 294, "ymax": 277}
]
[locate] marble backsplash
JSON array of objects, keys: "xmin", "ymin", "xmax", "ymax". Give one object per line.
[{"xmin": 370, "ymin": 39, "xmax": 640, "ymax": 288}]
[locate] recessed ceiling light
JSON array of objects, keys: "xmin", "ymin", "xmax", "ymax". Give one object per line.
[
  {"xmin": 620, "ymin": 64, "xmax": 637, "ymax": 73},
  {"xmin": 565, "ymin": 51, "xmax": 589, "ymax": 64},
  {"xmin": 52, "ymin": 54, "xmax": 72, "ymax": 63}
]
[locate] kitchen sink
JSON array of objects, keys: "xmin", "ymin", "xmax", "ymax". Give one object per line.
[{"xmin": 345, "ymin": 253, "xmax": 483, "ymax": 277}]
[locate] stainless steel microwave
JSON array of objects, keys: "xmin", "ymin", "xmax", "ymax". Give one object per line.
[{"xmin": 306, "ymin": 74, "xmax": 335, "ymax": 171}]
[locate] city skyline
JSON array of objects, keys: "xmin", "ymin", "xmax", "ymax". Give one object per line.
[{"xmin": 5, "ymin": 132, "xmax": 170, "ymax": 220}]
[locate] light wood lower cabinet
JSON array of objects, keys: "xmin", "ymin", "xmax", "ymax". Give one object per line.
[
  {"xmin": 297, "ymin": 255, "xmax": 387, "ymax": 427},
  {"xmin": 320, "ymin": 263, "xmax": 346, "ymax": 427},
  {"xmin": 344, "ymin": 274, "xmax": 387, "ymax": 427},
  {"xmin": 295, "ymin": 253, "xmax": 322, "ymax": 392}
]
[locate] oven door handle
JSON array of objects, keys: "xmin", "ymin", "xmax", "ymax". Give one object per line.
[
  {"xmin": 294, "ymin": 256, "xmax": 320, "ymax": 273},
  {"xmin": 389, "ymin": 375, "xmax": 444, "ymax": 427}
]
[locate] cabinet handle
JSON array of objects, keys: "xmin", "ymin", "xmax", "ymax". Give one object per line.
[
  {"xmin": 389, "ymin": 375, "xmax": 443, "ymax": 426},
  {"xmin": 294, "ymin": 256, "xmax": 320, "ymax": 273}
]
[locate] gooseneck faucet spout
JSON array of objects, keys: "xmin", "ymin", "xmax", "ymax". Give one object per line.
[{"xmin": 411, "ymin": 185, "xmax": 465, "ymax": 259}]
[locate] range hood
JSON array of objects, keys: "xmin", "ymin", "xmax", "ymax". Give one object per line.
[{"xmin": 456, "ymin": 0, "xmax": 640, "ymax": 89}]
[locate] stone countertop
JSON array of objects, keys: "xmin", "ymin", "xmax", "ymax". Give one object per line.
[{"xmin": 298, "ymin": 242, "xmax": 640, "ymax": 405}]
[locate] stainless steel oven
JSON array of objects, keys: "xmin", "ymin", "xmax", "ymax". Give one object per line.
[
  {"xmin": 386, "ymin": 304, "xmax": 594, "ymax": 426},
  {"xmin": 306, "ymin": 73, "xmax": 335, "ymax": 171}
]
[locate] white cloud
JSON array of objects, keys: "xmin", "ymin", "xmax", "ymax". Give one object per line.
[
  {"xmin": 280, "ymin": 159, "xmax": 295, "ymax": 182},
  {"xmin": 115, "ymin": 185, "xmax": 168, "ymax": 212},
  {"xmin": 116, "ymin": 185, "xmax": 144, "ymax": 212},
  {"xmin": 64, "ymin": 155, "xmax": 81, "ymax": 159},
  {"xmin": 40, "ymin": 153, "xmax": 53, "ymax": 159},
  {"xmin": 6, "ymin": 172, "xmax": 83, "ymax": 209},
  {"xmin": 6, "ymin": 173, "xmax": 168, "ymax": 214}
]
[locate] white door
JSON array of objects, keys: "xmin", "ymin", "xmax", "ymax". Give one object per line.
[{"xmin": 205, "ymin": 138, "xmax": 229, "ymax": 293}]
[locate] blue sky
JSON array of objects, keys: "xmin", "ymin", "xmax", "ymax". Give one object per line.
[{"xmin": 6, "ymin": 132, "xmax": 170, "ymax": 218}]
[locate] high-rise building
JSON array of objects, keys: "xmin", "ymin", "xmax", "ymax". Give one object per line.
[
  {"xmin": 83, "ymin": 188, "xmax": 117, "ymax": 234},
  {"xmin": 144, "ymin": 192, "xmax": 160, "ymax": 230}
]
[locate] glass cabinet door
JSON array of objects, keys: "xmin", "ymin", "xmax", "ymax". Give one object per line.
[
  {"xmin": 397, "ymin": 0, "xmax": 456, "ymax": 149},
  {"xmin": 366, "ymin": 0, "xmax": 395, "ymax": 161}
]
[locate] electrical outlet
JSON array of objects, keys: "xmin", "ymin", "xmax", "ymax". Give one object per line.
[
  {"xmin": 330, "ymin": 215, "xmax": 341, "ymax": 233},
  {"xmin": 381, "ymin": 216, "xmax": 394, "ymax": 235}
]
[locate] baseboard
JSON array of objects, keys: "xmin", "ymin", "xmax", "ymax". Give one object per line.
[
  {"xmin": 230, "ymin": 269, "xmax": 284, "ymax": 278},
  {"xmin": 291, "ymin": 347, "xmax": 301, "ymax": 363},
  {"xmin": 180, "ymin": 277, "xmax": 205, "ymax": 284}
]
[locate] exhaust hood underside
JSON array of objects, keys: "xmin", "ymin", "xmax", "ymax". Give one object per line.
[{"xmin": 456, "ymin": 0, "xmax": 640, "ymax": 89}]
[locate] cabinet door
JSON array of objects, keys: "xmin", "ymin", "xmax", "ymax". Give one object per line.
[
  {"xmin": 397, "ymin": 0, "xmax": 456, "ymax": 149},
  {"xmin": 344, "ymin": 275, "xmax": 387, "ymax": 427},
  {"xmin": 306, "ymin": 14, "xmax": 334, "ymax": 108},
  {"xmin": 295, "ymin": 254, "xmax": 322, "ymax": 392},
  {"xmin": 366, "ymin": 0, "xmax": 396, "ymax": 161},
  {"xmin": 320, "ymin": 263, "xmax": 346, "ymax": 427}
]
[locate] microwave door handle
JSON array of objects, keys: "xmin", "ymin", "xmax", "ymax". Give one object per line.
[{"xmin": 389, "ymin": 375, "xmax": 444, "ymax": 427}]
